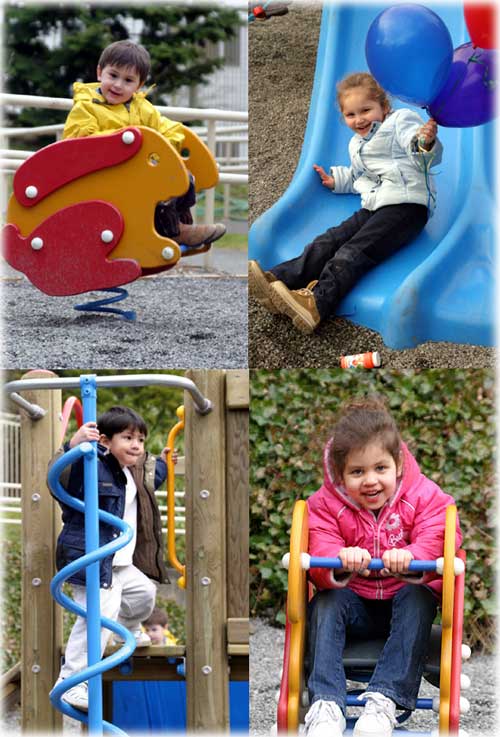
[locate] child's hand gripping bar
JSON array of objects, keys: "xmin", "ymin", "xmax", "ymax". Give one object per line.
[{"xmin": 282, "ymin": 553, "xmax": 465, "ymax": 576}]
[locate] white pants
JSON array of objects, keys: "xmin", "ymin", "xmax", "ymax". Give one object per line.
[{"xmin": 60, "ymin": 564, "xmax": 156, "ymax": 679}]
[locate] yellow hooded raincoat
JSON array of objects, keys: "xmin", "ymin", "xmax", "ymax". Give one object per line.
[{"xmin": 62, "ymin": 82, "xmax": 185, "ymax": 152}]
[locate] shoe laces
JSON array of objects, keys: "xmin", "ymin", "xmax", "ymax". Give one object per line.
[
  {"xmin": 359, "ymin": 692, "xmax": 397, "ymax": 727},
  {"xmin": 295, "ymin": 280, "xmax": 318, "ymax": 297},
  {"xmin": 67, "ymin": 681, "xmax": 88, "ymax": 694},
  {"xmin": 305, "ymin": 699, "xmax": 342, "ymax": 728}
]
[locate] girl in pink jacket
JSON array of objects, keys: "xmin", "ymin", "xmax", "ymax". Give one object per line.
[{"xmin": 304, "ymin": 397, "xmax": 461, "ymax": 737}]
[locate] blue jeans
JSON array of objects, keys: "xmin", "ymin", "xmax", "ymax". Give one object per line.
[{"xmin": 307, "ymin": 585, "xmax": 437, "ymax": 713}]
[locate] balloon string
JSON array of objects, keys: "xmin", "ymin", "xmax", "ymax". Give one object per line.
[{"xmin": 467, "ymin": 52, "xmax": 497, "ymax": 90}]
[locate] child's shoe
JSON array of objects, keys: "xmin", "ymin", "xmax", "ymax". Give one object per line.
[
  {"xmin": 61, "ymin": 681, "xmax": 88, "ymax": 712},
  {"xmin": 114, "ymin": 630, "xmax": 152, "ymax": 647},
  {"xmin": 248, "ymin": 260, "xmax": 280, "ymax": 313},
  {"xmin": 353, "ymin": 692, "xmax": 397, "ymax": 737},
  {"xmin": 269, "ymin": 280, "xmax": 321, "ymax": 333},
  {"xmin": 175, "ymin": 222, "xmax": 226, "ymax": 248},
  {"xmin": 304, "ymin": 699, "xmax": 346, "ymax": 737}
]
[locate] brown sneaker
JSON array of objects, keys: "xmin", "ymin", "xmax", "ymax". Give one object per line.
[
  {"xmin": 175, "ymin": 222, "xmax": 226, "ymax": 248},
  {"xmin": 248, "ymin": 260, "xmax": 281, "ymax": 313},
  {"xmin": 269, "ymin": 280, "xmax": 321, "ymax": 333}
]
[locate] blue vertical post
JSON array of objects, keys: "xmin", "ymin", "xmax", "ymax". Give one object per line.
[{"xmin": 80, "ymin": 374, "xmax": 103, "ymax": 735}]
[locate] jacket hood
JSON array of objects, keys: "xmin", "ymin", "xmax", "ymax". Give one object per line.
[
  {"xmin": 72, "ymin": 81, "xmax": 152, "ymax": 104},
  {"xmin": 322, "ymin": 437, "xmax": 420, "ymax": 514}
]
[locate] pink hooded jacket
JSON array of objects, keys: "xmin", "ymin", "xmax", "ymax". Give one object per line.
[{"xmin": 307, "ymin": 440, "xmax": 462, "ymax": 600}]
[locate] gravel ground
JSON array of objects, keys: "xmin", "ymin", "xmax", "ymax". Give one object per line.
[
  {"xmin": 250, "ymin": 618, "xmax": 497, "ymax": 736},
  {"xmin": 248, "ymin": 2, "xmax": 495, "ymax": 370},
  {"xmin": 1, "ymin": 269, "xmax": 247, "ymax": 369}
]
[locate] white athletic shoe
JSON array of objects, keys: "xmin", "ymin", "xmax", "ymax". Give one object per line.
[
  {"xmin": 62, "ymin": 681, "xmax": 88, "ymax": 712},
  {"xmin": 304, "ymin": 699, "xmax": 346, "ymax": 737},
  {"xmin": 114, "ymin": 629, "xmax": 152, "ymax": 647},
  {"xmin": 353, "ymin": 692, "xmax": 397, "ymax": 737}
]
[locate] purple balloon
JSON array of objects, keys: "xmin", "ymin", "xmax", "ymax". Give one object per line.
[{"xmin": 428, "ymin": 43, "xmax": 497, "ymax": 127}]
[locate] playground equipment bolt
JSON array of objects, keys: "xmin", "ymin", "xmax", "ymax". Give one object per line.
[
  {"xmin": 122, "ymin": 130, "xmax": 135, "ymax": 145},
  {"xmin": 162, "ymin": 246, "xmax": 175, "ymax": 260},
  {"xmin": 31, "ymin": 237, "xmax": 44, "ymax": 250},
  {"xmin": 25, "ymin": 185, "xmax": 38, "ymax": 199},
  {"xmin": 31, "ymin": 664, "xmax": 41, "ymax": 673},
  {"xmin": 201, "ymin": 665, "xmax": 212, "ymax": 675},
  {"xmin": 201, "ymin": 576, "xmax": 211, "ymax": 586},
  {"xmin": 31, "ymin": 493, "xmax": 41, "ymax": 502},
  {"xmin": 200, "ymin": 489, "xmax": 210, "ymax": 499},
  {"xmin": 101, "ymin": 230, "xmax": 114, "ymax": 244},
  {"xmin": 31, "ymin": 577, "xmax": 42, "ymax": 587}
]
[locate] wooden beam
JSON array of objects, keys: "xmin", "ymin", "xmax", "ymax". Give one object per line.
[
  {"xmin": 227, "ymin": 618, "xmax": 249, "ymax": 645},
  {"xmin": 225, "ymin": 374, "xmax": 249, "ymax": 626},
  {"xmin": 225, "ymin": 370, "xmax": 249, "ymax": 409},
  {"xmin": 185, "ymin": 370, "xmax": 229, "ymax": 730},
  {"xmin": 20, "ymin": 370, "xmax": 63, "ymax": 732}
]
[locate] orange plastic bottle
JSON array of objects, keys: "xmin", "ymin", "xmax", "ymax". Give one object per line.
[{"xmin": 340, "ymin": 351, "xmax": 381, "ymax": 369}]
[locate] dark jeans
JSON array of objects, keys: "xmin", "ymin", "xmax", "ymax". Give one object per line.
[
  {"xmin": 270, "ymin": 204, "xmax": 428, "ymax": 320},
  {"xmin": 307, "ymin": 585, "xmax": 437, "ymax": 714},
  {"xmin": 154, "ymin": 176, "xmax": 196, "ymax": 236}
]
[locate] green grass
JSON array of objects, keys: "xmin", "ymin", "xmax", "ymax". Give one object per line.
[{"xmin": 217, "ymin": 232, "xmax": 247, "ymax": 250}]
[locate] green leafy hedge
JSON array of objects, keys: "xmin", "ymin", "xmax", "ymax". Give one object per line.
[{"xmin": 250, "ymin": 369, "xmax": 495, "ymax": 652}]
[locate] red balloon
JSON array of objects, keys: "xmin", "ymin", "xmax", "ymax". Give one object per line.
[{"xmin": 464, "ymin": 3, "xmax": 497, "ymax": 49}]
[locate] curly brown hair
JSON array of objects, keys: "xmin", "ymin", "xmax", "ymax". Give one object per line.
[
  {"xmin": 328, "ymin": 395, "xmax": 401, "ymax": 480},
  {"xmin": 336, "ymin": 72, "xmax": 391, "ymax": 113}
]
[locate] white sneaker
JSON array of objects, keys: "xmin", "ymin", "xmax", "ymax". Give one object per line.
[
  {"xmin": 61, "ymin": 681, "xmax": 88, "ymax": 712},
  {"xmin": 353, "ymin": 692, "xmax": 397, "ymax": 737},
  {"xmin": 304, "ymin": 699, "xmax": 346, "ymax": 737},
  {"xmin": 134, "ymin": 631, "xmax": 152, "ymax": 647},
  {"xmin": 114, "ymin": 630, "xmax": 152, "ymax": 647}
]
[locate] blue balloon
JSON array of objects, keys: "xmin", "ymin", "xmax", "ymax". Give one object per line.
[{"xmin": 366, "ymin": 4, "xmax": 453, "ymax": 106}]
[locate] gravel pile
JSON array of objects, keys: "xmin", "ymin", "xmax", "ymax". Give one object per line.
[
  {"xmin": 250, "ymin": 617, "xmax": 496, "ymax": 736},
  {"xmin": 248, "ymin": 2, "xmax": 495, "ymax": 369},
  {"xmin": 1, "ymin": 271, "xmax": 247, "ymax": 369}
]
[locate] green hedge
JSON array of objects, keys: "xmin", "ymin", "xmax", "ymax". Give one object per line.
[{"xmin": 250, "ymin": 369, "xmax": 495, "ymax": 652}]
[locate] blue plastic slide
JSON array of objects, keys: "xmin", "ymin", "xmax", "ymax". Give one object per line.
[{"xmin": 249, "ymin": 2, "xmax": 495, "ymax": 349}]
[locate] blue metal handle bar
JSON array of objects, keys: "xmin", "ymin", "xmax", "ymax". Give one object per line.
[{"xmin": 308, "ymin": 556, "xmax": 438, "ymax": 572}]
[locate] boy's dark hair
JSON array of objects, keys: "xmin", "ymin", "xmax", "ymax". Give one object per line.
[
  {"xmin": 98, "ymin": 41, "xmax": 151, "ymax": 84},
  {"xmin": 97, "ymin": 405, "xmax": 148, "ymax": 439},
  {"xmin": 143, "ymin": 607, "xmax": 168, "ymax": 628},
  {"xmin": 328, "ymin": 395, "xmax": 401, "ymax": 479}
]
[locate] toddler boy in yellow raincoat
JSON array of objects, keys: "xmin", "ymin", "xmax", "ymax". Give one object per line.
[{"xmin": 63, "ymin": 40, "xmax": 225, "ymax": 248}]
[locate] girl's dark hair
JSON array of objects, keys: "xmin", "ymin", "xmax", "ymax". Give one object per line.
[
  {"xmin": 97, "ymin": 405, "xmax": 148, "ymax": 439},
  {"xmin": 328, "ymin": 396, "xmax": 401, "ymax": 479},
  {"xmin": 336, "ymin": 72, "xmax": 391, "ymax": 113},
  {"xmin": 143, "ymin": 607, "xmax": 168, "ymax": 627},
  {"xmin": 98, "ymin": 40, "xmax": 151, "ymax": 84}
]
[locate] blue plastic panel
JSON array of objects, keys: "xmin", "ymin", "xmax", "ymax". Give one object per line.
[{"xmin": 112, "ymin": 680, "xmax": 249, "ymax": 732}]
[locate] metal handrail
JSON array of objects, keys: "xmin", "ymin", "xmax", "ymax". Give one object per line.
[
  {"xmin": 0, "ymin": 92, "xmax": 248, "ymax": 123},
  {"xmin": 3, "ymin": 374, "xmax": 212, "ymax": 420}
]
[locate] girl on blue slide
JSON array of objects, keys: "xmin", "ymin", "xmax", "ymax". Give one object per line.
[
  {"xmin": 304, "ymin": 396, "xmax": 461, "ymax": 737},
  {"xmin": 249, "ymin": 72, "xmax": 441, "ymax": 334}
]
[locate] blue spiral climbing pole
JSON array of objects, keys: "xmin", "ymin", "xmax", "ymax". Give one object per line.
[{"xmin": 48, "ymin": 374, "xmax": 135, "ymax": 735}]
